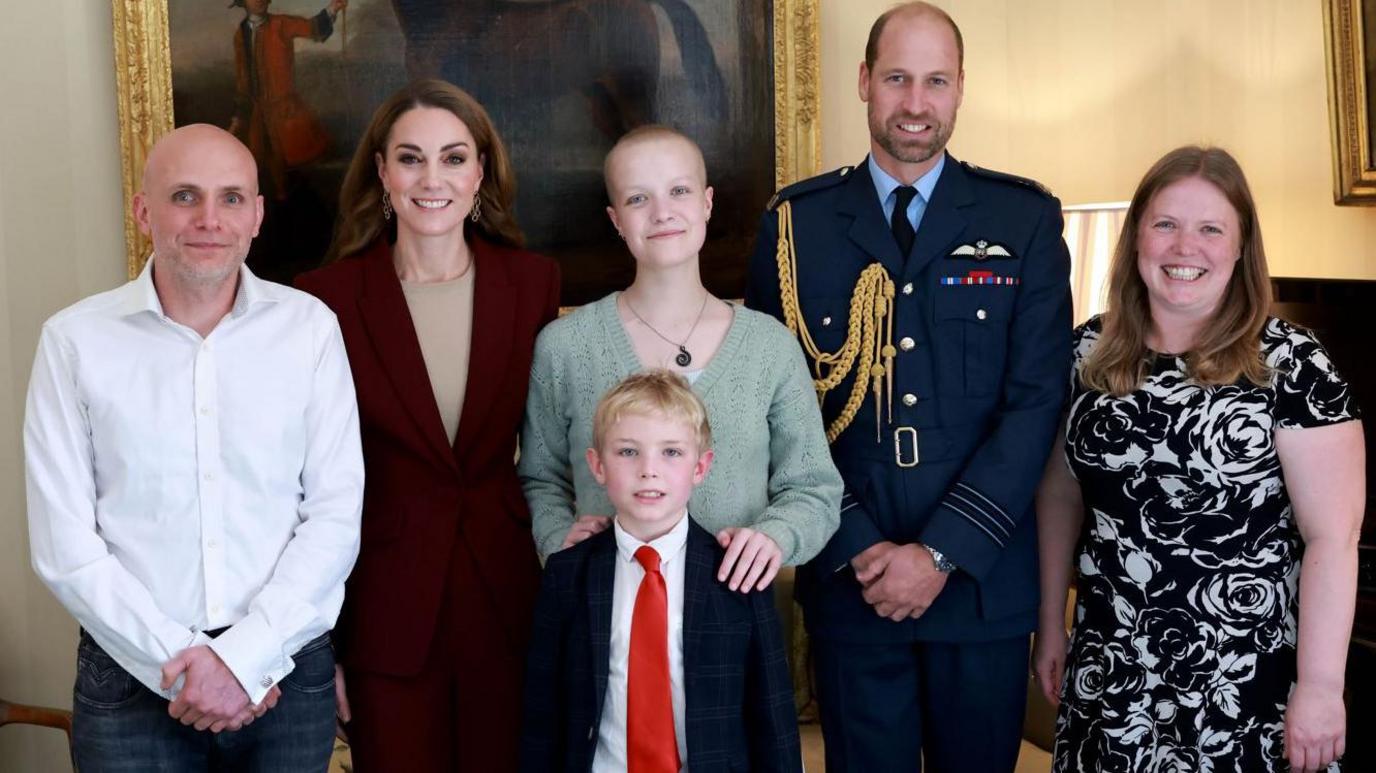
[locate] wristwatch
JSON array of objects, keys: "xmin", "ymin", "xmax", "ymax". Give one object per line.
[{"xmin": 925, "ymin": 545, "xmax": 957, "ymax": 574}]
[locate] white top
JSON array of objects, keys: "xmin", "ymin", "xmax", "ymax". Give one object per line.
[
  {"xmin": 24, "ymin": 258, "xmax": 364, "ymax": 704},
  {"xmin": 594, "ymin": 514, "xmax": 690, "ymax": 772}
]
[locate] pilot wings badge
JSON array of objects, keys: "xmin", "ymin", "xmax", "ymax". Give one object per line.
[{"xmin": 949, "ymin": 240, "xmax": 1015, "ymax": 261}]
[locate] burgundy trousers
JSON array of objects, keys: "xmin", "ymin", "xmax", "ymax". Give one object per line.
[{"xmin": 343, "ymin": 541, "xmax": 526, "ymax": 773}]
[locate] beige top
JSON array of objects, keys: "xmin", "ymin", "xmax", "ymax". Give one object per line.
[{"xmin": 400, "ymin": 265, "xmax": 475, "ymax": 444}]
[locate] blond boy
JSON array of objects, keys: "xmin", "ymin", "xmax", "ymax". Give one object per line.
[{"xmin": 520, "ymin": 371, "xmax": 802, "ymax": 773}]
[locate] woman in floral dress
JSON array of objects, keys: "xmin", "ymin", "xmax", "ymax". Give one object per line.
[{"xmin": 1032, "ymin": 146, "xmax": 1363, "ymax": 773}]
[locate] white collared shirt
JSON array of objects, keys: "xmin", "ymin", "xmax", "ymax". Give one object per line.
[
  {"xmin": 25, "ymin": 258, "xmax": 363, "ymax": 704},
  {"xmin": 593, "ymin": 514, "xmax": 690, "ymax": 772}
]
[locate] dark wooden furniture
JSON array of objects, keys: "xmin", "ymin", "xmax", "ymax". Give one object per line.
[
  {"xmin": 0, "ymin": 697, "xmax": 73, "ymax": 771},
  {"xmin": 1272, "ymin": 277, "xmax": 1376, "ymax": 771},
  {"xmin": 0, "ymin": 698, "xmax": 72, "ymax": 739}
]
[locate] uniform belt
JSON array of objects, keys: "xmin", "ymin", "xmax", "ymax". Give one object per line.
[{"xmin": 836, "ymin": 424, "xmax": 968, "ymax": 466}]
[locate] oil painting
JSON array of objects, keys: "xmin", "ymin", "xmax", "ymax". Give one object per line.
[{"xmin": 116, "ymin": 0, "xmax": 821, "ymax": 303}]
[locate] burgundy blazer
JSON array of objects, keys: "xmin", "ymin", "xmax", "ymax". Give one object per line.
[{"xmin": 296, "ymin": 236, "xmax": 560, "ymax": 676}]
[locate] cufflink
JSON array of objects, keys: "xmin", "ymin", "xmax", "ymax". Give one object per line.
[{"xmin": 260, "ymin": 676, "xmax": 274, "ymax": 689}]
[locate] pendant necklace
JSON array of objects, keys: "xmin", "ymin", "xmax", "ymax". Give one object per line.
[{"xmin": 623, "ymin": 291, "xmax": 709, "ymax": 367}]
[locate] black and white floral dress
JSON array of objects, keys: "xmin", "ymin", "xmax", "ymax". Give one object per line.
[{"xmin": 1054, "ymin": 316, "xmax": 1357, "ymax": 773}]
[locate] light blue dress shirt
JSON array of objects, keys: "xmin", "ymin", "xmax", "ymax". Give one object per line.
[{"xmin": 868, "ymin": 152, "xmax": 946, "ymax": 236}]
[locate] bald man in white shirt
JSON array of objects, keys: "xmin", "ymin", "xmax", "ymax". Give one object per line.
[{"xmin": 24, "ymin": 124, "xmax": 363, "ymax": 772}]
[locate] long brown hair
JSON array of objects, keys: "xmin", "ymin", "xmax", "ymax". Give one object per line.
[
  {"xmin": 1081, "ymin": 146, "xmax": 1271, "ymax": 395},
  {"xmin": 326, "ymin": 79, "xmax": 524, "ymax": 261}
]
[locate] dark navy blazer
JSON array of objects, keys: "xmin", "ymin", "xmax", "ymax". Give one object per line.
[
  {"xmin": 519, "ymin": 518, "xmax": 802, "ymax": 773},
  {"xmin": 746, "ymin": 154, "xmax": 1073, "ymax": 643}
]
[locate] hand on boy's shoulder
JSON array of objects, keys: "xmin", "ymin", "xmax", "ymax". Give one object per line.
[
  {"xmin": 546, "ymin": 523, "xmax": 614, "ymax": 565},
  {"xmin": 560, "ymin": 514, "xmax": 612, "ymax": 551}
]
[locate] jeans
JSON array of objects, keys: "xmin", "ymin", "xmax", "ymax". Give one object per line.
[{"xmin": 71, "ymin": 629, "xmax": 338, "ymax": 772}]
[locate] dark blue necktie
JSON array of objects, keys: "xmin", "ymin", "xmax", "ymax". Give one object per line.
[{"xmin": 892, "ymin": 185, "xmax": 917, "ymax": 257}]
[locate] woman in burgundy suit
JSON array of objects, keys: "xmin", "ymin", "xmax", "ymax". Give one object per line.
[{"xmin": 296, "ymin": 79, "xmax": 560, "ymax": 772}]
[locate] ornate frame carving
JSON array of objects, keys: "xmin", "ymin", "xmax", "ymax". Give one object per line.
[
  {"xmin": 1325, "ymin": 0, "xmax": 1376, "ymax": 204},
  {"xmin": 111, "ymin": 0, "xmax": 822, "ymax": 277},
  {"xmin": 112, "ymin": 0, "xmax": 174, "ymax": 277},
  {"xmin": 774, "ymin": 0, "xmax": 822, "ymax": 190}
]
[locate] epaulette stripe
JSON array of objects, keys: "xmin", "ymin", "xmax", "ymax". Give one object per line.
[
  {"xmin": 960, "ymin": 161, "xmax": 1054, "ymax": 198},
  {"xmin": 767, "ymin": 165, "xmax": 853, "ymax": 210}
]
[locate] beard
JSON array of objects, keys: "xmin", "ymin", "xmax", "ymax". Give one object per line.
[
  {"xmin": 159, "ymin": 245, "xmax": 247, "ymax": 289},
  {"xmin": 869, "ymin": 108, "xmax": 955, "ymax": 167}
]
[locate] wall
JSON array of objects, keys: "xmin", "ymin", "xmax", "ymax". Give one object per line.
[
  {"xmin": 0, "ymin": 0, "xmax": 127, "ymax": 769},
  {"xmin": 0, "ymin": 1, "xmax": 1372, "ymax": 769},
  {"xmin": 819, "ymin": 0, "xmax": 1376, "ymax": 281}
]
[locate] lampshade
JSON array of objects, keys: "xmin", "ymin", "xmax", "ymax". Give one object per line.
[{"xmin": 1062, "ymin": 202, "xmax": 1129, "ymax": 325}]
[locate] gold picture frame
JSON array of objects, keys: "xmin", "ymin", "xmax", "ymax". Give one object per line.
[
  {"xmin": 111, "ymin": 0, "xmax": 822, "ymax": 279},
  {"xmin": 1325, "ymin": 0, "xmax": 1376, "ymax": 204}
]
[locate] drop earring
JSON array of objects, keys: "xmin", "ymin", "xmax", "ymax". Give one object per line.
[{"xmin": 382, "ymin": 191, "xmax": 393, "ymax": 220}]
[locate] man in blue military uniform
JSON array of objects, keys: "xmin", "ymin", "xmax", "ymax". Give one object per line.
[{"xmin": 745, "ymin": 3, "xmax": 1072, "ymax": 771}]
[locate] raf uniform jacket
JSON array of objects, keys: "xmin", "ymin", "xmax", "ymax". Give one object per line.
[
  {"xmin": 296, "ymin": 237, "xmax": 561, "ymax": 677},
  {"xmin": 519, "ymin": 519, "xmax": 802, "ymax": 773},
  {"xmin": 745, "ymin": 154, "xmax": 1072, "ymax": 643}
]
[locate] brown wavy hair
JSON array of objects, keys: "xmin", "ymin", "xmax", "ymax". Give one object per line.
[
  {"xmin": 1081, "ymin": 146, "xmax": 1271, "ymax": 395},
  {"xmin": 326, "ymin": 79, "xmax": 524, "ymax": 261}
]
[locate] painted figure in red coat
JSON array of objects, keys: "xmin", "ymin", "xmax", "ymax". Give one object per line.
[
  {"xmin": 296, "ymin": 80, "xmax": 560, "ymax": 772},
  {"xmin": 228, "ymin": 0, "xmax": 347, "ymax": 199}
]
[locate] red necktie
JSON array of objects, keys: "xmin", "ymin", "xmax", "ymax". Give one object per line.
[{"xmin": 628, "ymin": 545, "xmax": 679, "ymax": 773}]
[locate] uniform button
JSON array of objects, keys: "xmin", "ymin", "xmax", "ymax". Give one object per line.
[
  {"xmin": 902, "ymin": 393, "xmax": 918, "ymax": 406},
  {"xmin": 207, "ymin": 539, "xmax": 218, "ymax": 549},
  {"xmin": 976, "ymin": 308, "xmax": 988, "ymax": 321},
  {"xmin": 901, "ymin": 283, "xmax": 914, "ymax": 295},
  {"xmin": 211, "ymin": 604, "xmax": 221, "ymax": 614},
  {"xmin": 203, "ymin": 472, "xmax": 214, "ymax": 482},
  {"xmin": 199, "ymin": 405, "xmax": 210, "ymax": 416},
  {"xmin": 821, "ymin": 316, "xmax": 832, "ymax": 327},
  {"xmin": 260, "ymin": 676, "xmax": 274, "ymax": 689},
  {"xmin": 899, "ymin": 337, "xmax": 915, "ymax": 351}
]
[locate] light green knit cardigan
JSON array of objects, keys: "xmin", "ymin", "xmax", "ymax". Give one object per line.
[{"xmin": 518, "ymin": 292, "xmax": 842, "ymax": 564}]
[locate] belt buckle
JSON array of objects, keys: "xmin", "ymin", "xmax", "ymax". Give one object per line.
[{"xmin": 894, "ymin": 426, "xmax": 919, "ymax": 468}]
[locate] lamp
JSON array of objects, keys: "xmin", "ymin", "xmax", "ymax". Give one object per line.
[{"xmin": 1062, "ymin": 202, "xmax": 1128, "ymax": 325}]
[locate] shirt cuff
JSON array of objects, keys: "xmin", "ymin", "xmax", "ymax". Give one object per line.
[
  {"xmin": 121, "ymin": 627, "xmax": 212, "ymax": 700},
  {"xmin": 206, "ymin": 614, "xmax": 293, "ymax": 705}
]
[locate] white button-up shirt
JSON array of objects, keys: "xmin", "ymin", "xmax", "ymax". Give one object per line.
[
  {"xmin": 594, "ymin": 514, "xmax": 690, "ymax": 772},
  {"xmin": 25, "ymin": 258, "xmax": 363, "ymax": 704}
]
